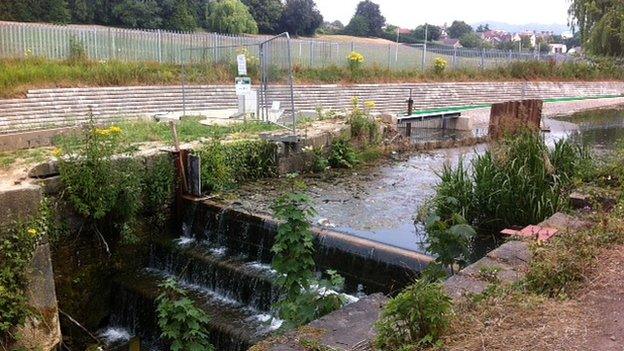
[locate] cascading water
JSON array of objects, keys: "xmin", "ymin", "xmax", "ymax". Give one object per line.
[{"xmin": 102, "ymin": 198, "xmax": 430, "ymax": 351}]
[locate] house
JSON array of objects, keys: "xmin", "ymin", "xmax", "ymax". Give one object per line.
[
  {"xmin": 550, "ymin": 43, "xmax": 567, "ymax": 54},
  {"xmin": 480, "ymin": 30, "xmax": 512, "ymax": 44},
  {"xmin": 512, "ymin": 31, "xmax": 537, "ymax": 47},
  {"xmin": 441, "ymin": 38, "xmax": 462, "ymax": 48}
]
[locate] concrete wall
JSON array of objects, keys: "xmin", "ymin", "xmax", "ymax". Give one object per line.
[
  {"xmin": 0, "ymin": 81, "xmax": 622, "ymax": 135},
  {"xmin": 0, "ymin": 184, "xmax": 61, "ymax": 351}
]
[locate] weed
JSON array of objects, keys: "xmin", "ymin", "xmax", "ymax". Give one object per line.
[
  {"xmin": 375, "ymin": 279, "xmax": 453, "ymax": 351},
  {"xmin": 156, "ymin": 278, "xmax": 214, "ymax": 351},
  {"xmin": 328, "ymin": 139, "xmax": 358, "ymax": 169},
  {"xmin": 424, "ymin": 213, "xmax": 476, "ymax": 273}
]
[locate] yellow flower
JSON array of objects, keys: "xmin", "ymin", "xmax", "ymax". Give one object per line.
[
  {"xmin": 347, "ymin": 51, "xmax": 364, "ymax": 63},
  {"xmin": 351, "ymin": 96, "xmax": 360, "ymax": 106},
  {"xmin": 94, "ymin": 128, "xmax": 111, "ymax": 137},
  {"xmin": 108, "ymin": 126, "xmax": 122, "ymax": 134},
  {"xmin": 364, "ymin": 101, "xmax": 376, "ymax": 110},
  {"xmin": 27, "ymin": 228, "xmax": 38, "ymax": 237},
  {"xmin": 52, "ymin": 148, "xmax": 62, "ymax": 157}
]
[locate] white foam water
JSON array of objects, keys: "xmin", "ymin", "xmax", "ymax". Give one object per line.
[
  {"xmin": 175, "ymin": 236, "xmax": 195, "ymax": 247},
  {"xmin": 99, "ymin": 327, "xmax": 131, "ymax": 345}
]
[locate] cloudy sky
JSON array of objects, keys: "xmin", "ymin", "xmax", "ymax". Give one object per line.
[{"xmin": 314, "ymin": 0, "xmax": 570, "ymax": 28}]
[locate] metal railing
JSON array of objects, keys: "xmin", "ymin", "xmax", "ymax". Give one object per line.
[{"xmin": 0, "ymin": 20, "xmax": 575, "ymax": 71}]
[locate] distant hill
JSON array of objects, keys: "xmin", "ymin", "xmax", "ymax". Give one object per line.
[{"xmin": 473, "ymin": 21, "xmax": 570, "ymax": 34}]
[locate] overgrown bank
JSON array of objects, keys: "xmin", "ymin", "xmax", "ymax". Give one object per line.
[
  {"xmin": 371, "ymin": 130, "xmax": 624, "ymax": 350},
  {"xmin": 2, "ymin": 57, "xmax": 624, "ymax": 98}
]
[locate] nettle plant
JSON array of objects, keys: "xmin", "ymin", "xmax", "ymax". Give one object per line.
[
  {"xmin": 156, "ymin": 278, "xmax": 214, "ymax": 351},
  {"xmin": 271, "ymin": 179, "xmax": 348, "ymax": 328}
]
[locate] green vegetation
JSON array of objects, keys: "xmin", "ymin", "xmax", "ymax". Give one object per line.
[
  {"xmin": 569, "ymin": 0, "xmax": 624, "ymax": 56},
  {"xmin": 156, "ymin": 278, "xmax": 214, "ymax": 351},
  {"xmin": 57, "ymin": 118, "xmax": 177, "ymax": 243},
  {"xmin": 424, "ymin": 213, "xmax": 476, "ymax": 273},
  {"xmin": 207, "ymin": 0, "xmax": 258, "ymax": 34},
  {"xmin": 431, "ymin": 131, "xmax": 587, "ymax": 232},
  {"xmin": 195, "ymin": 139, "xmax": 277, "ymax": 193},
  {"xmin": 3, "ymin": 58, "xmax": 624, "ymax": 99},
  {"xmin": 344, "ymin": 1, "xmax": 385, "ymax": 37},
  {"xmin": 0, "ymin": 200, "xmax": 54, "ymax": 344},
  {"xmin": 375, "ymin": 280, "xmax": 453, "ymax": 350},
  {"xmin": 58, "ymin": 122, "xmax": 143, "ymax": 242},
  {"xmin": 271, "ymin": 184, "xmax": 347, "ymax": 328},
  {"xmin": 328, "ymin": 138, "xmax": 359, "ymax": 169}
]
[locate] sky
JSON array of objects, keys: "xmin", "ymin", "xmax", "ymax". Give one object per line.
[{"xmin": 314, "ymin": 0, "xmax": 570, "ymax": 28}]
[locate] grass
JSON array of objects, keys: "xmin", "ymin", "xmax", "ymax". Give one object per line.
[
  {"xmin": 423, "ymin": 139, "xmax": 624, "ymax": 351},
  {"xmin": 2, "ymin": 58, "xmax": 624, "ymax": 98},
  {"xmin": 0, "ymin": 118, "xmax": 280, "ymax": 172},
  {"xmin": 0, "ymin": 148, "xmax": 49, "ymax": 170},
  {"xmin": 114, "ymin": 117, "xmax": 279, "ymax": 144}
]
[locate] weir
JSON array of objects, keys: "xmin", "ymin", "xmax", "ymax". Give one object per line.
[{"xmin": 103, "ymin": 197, "xmax": 433, "ymax": 350}]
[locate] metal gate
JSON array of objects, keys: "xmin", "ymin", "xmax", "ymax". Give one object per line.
[{"xmin": 181, "ymin": 33, "xmax": 297, "ymax": 135}]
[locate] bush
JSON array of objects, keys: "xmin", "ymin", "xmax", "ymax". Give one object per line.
[
  {"xmin": 328, "ymin": 138, "xmax": 359, "ymax": 169},
  {"xmin": 58, "ymin": 120, "xmax": 143, "ymax": 241},
  {"xmin": 375, "ymin": 280, "xmax": 453, "ymax": 350}
]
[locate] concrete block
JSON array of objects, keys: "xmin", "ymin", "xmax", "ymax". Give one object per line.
[
  {"xmin": 444, "ymin": 274, "xmax": 489, "ymax": 300},
  {"xmin": 487, "ymin": 240, "xmax": 532, "ymax": 267},
  {"xmin": 460, "ymin": 256, "xmax": 523, "ymax": 285},
  {"xmin": 0, "ymin": 183, "xmax": 42, "ymax": 225}
]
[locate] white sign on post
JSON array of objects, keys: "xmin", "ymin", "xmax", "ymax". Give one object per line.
[
  {"xmin": 235, "ymin": 77, "xmax": 252, "ymax": 96},
  {"xmin": 237, "ymin": 54, "xmax": 248, "ymax": 76}
]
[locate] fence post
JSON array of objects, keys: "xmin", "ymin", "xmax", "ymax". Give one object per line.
[
  {"xmin": 157, "ymin": 29, "xmax": 162, "ymax": 63},
  {"xmin": 421, "ymin": 43, "xmax": 427, "ymax": 71},
  {"xmin": 480, "ymin": 48, "xmax": 485, "ymax": 70},
  {"xmin": 452, "ymin": 47, "xmax": 457, "ymax": 70},
  {"xmin": 309, "ymin": 41, "xmax": 313, "ymax": 68},
  {"xmin": 387, "ymin": 44, "xmax": 391, "ymax": 70}
]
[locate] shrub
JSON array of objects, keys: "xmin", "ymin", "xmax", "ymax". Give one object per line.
[
  {"xmin": 375, "ymin": 280, "xmax": 453, "ymax": 350},
  {"xmin": 142, "ymin": 154, "xmax": 176, "ymax": 227},
  {"xmin": 58, "ymin": 120, "xmax": 143, "ymax": 241},
  {"xmin": 328, "ymin": 138, "xmax": 359, "ymax": 169},
  {"xmin": 433, "ymin": 57, "xmax": 447, "ymax": 74},
  {"xmin": 156, "ymin": 278, "xmax": 214, "ymax": 351},
  {"xmin": 271, "ymin": 190, "xmax": 347, "ymax": 328}
]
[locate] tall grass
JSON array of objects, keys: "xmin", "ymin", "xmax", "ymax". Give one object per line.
[
  {"xmin": 433, "ymin": 131, "xmax": 588, "ymax": 231},
  {"xmin": 2, "ymin": 58, "xmax": 623, "ymax": 98}
]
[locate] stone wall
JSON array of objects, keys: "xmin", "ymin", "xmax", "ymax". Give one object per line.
[
  {"xmin": 0, "ymin": 184, "xmax": 61, "ymax": 351},
  {"xmin": 1, "ymin": 81, "xmax": 622, "ymax": 135}
]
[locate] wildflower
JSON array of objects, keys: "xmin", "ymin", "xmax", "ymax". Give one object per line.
[
  {"xmin": 347, "ymin": 51, "xmax": 364, "ymax": 63},
  {"xmin": 95, "ymin": 128, "xmax": 111, "ymax": 137},
  {"xmin": 351, "ymin": 96, "xmax": 360, "ymax": 107},
  {"xmin": 364, "ymin": 101, "xmax": 376, "ymax": 110},
  {"xmin": 27, "ymin": 228, "xmax": 37, "ymax": 237},
  {"xmin": 108, "ymin": 126, "xmax": 122, "ymax": 134},
  {"xmin": 52, "ymin": 148, "xmax": 62, "ymax": 157}
]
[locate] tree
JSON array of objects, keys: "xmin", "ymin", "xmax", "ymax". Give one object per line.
[
  {"xmin": 69, "ymin": 0, "xmax": 93, "ymax": 22},
  {"xmin": 459, "ymin": 32, "xmax": 482, "ymax": 48},
  {"xmin": 412, "ymin": 24, "xmax": 442, "ymax": 42},
  {"xmin": 44, "ymin": 0, "xmax": 72, "ymax": 23},
  {"xmin": 161, "ymin": 0, "xmax": 197, "ymax": 31},
  {"xmin": 568, "ymin": 0, "xmax": 616, "ymax": 42},
  {"xmin": 113, "ymin": 0, "xmax": 162, "ymax": 28},
  {"xmin": 476, "ymin": 23, "xmax": 490, "ymax": 33},
  {"xmin": 207, "ymin": 0, "xmax": 258, "ymax": 34},
  {"xmin": 586, "ymin": 2, "xmax": 624, "ymax": 56},
  {"xmin": 448, "ymin": 20, "xmax": 473, "ymax": 39},
  {"xmin": 242, "ymin": 0, "xmax": 283, "ymax": 34},
  {"xmin": 343, "ymin": 15, "xmax": 370, "ymax": 37},
  {"xmin": 280, "ymin": 0, "xmax": 323, "ymax": 37},
  {"xmin": 345, "ymin": 0, "xmax": 385, "ymax": 37}
]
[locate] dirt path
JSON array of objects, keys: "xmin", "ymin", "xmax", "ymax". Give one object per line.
[
  {"xmin": 441, "ymin": 245, "xmax": 624, "ymax": 351},
  {"xmin": 575, "ymin": 245, "xmax": 624, "ymax": 351}
]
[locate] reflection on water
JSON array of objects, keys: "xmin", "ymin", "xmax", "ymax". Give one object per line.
[{"xmin": 552, "ymin": 108, "xmax": 624, "ymax": 153}]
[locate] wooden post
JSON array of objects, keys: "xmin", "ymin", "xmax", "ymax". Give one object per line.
[{"xmin": 489, "ymin": 99, "xmax": 543, "ymax": 138}]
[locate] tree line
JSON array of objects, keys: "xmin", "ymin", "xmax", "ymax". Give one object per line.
[
  {"xmin": 569, "ymin": 0, "xmax": 623, "ymax": 56},
  {"xmin": 0, "ymin": 0, "xmax": 323, "ymax": 36}
]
